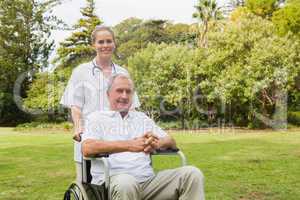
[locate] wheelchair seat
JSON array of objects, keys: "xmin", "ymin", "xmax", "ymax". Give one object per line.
[{"xmin": 63, "ymin": 148, "xmax": 187, "ymax": 200}]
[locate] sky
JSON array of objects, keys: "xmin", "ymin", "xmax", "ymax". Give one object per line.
[
  {"xmin": 51, "ymin": 0, "xmax": 230, "ymax": 41},
  {"xmin": 55, "ymin": 0, "xmax": 199, "ymax": 27},
  {"xmin": 49, "ymin": 0, "xmax": 229, "ymax": 65}
]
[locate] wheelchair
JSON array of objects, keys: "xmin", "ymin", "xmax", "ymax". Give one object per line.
[{"xmin": 63, "ymin": 148, "xmax": 187, "ymax": 200}]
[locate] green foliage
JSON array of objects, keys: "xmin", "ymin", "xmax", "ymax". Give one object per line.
[
  {"xmin": 245, "ymin": 0, "xmax": 278, "ymax": 18},
  {"xmin": 24, "ymin": 67, "xmax": 71, "ymax": 114},
  {"xmin": 289, "ymin": 84, "xmax": 300, "ymax": 111},
  {"xmin": 0, "ymin": 0, "xmax": 60, "ymax": 125},
  {"xmin": 128, "ymin": 43, "xmax": 199, "ymax": 124},
  {"xmin": 193, "ymin": 0, "xmax": 223, "ymax": 47},
  {"xmin": 193, "ymin": 0, "xmax": 223, "ymax": 21},
  {"xmin": 229, "ymin": 6, "xmax": 251, "ymax": 21},
  {"xmin": 202, "ymin": 14, "xmax": 300, "ymax": 127},
  {"xmin": 128, "ymin": 13, "xmax": 300, "ymax": 128},
  {"xmin": 114, "ymin": 18, "xmax": 195, "ymax": 66},
  {"xmin": 0, "ymin": 92, "xmax": 30, "ymax": 125},
  {"xmin": 272, "ymin": 0, "xmax": 300, "ymax": 38},
  {"xmin": 164, "ymin": 23, "xmax": 194, "ymax": 44},
  {"xmin": 288, "ymin": 111, "xmax": 300, "ymax": 125},
  {"xmin": 15, "ymin": 121, "xmax": 72, "ymax": 131},
  {"xmin": 157, "ymin": 121, "xmax": 182, "ymax": 130}
]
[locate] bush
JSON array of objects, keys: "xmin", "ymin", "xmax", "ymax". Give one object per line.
[
  {"xmin": 157, "ymin": 121, "xmax": 182, "ymax": 130},
  {"xmin": 157, "ymin": 118, "xmax": 210, "ymax": 130},
  {"xmin": 14, "ymin": 122, "xmax": 73, "ymax": 131},
  {"xmin": 288, "ymin": 111, "xmax": 300, "ymax": 126}
]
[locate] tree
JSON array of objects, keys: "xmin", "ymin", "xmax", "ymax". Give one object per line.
[
  {"xmin": 0, "ymin": 0, "xmax": 60, "ymax": 125},
  {"xmin": 114, "ymin": 19, "xmax": 170, "ymax": 65},
  {"xmin": 53, "ymin": 0, "xmax": 102, "ymax": 70},
  {"xmin": 200, "ymin": 13, "xmax": 300, "ymax": 128},
  {"xmin": 114, "ymin": 18, "xmax": 195, "ymax": 66},
  {"xmin": 272, "ymin": 0, "xmax": 300, "ymax": 38},
  {"xmin": 164, "ymin": 23, "xmax": 195, "ymax": 44},
  {"xmin": 192, "ymin": 0, "xmax": 223, "ymax": 47},
  {"xmin": 245, "ymin": 0, "xmax": 279, "ymax": 18},
  {"xmin": 128, "ymin": 43, "xmax": 199, "ymax": 128},
  {"xmin": 229, "ymin": 6, "xmax": 251, "ymax": 21},
  {"xmin": 112, "ymin": 18, "xmax": 145, "ymax": 65},
  {"xmin": 24, "ymin": 68, "xmax": 71, "ymax": 120}
]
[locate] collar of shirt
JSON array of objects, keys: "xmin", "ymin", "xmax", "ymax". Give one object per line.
[
  {"xmin": 92, "ymin": 58, "xmax": 116, "ymax": 73},
  {"xmin": 101, "ymin": 110, "xmax": 135, "ymax": 120}
]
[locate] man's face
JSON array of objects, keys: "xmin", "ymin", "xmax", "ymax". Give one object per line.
[{"xmin": 107, "ymin": 77, "xmax": 133, "ymax": 112}]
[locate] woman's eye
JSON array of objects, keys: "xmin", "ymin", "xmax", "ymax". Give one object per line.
[{"xmin": 97, "ymin": 40, "xmax": 113, "ymax": 44}]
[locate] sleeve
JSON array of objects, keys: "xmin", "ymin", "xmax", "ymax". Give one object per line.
[
  {"xmin": 81, "ymin": 114, "xmax": 103, "ymax": 142},
  {"xmin": 142, "ymin": 113, "xmax": 168, "ymax": 138},
  {"xmin": 60, "ymin": 68, "xmax": 85, "ymax": 109}
]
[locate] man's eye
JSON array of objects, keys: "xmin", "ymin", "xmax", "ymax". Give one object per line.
[
  {"xmin": 106, "ymin": 39, "xmax": 113, "ymax": 44},
  {"xmin": 98, "ymin": 40, "xmax": 105, "ymax": 44}
]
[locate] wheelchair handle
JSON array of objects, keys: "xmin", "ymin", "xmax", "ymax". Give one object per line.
[{"xmin": 151, "ymin": 148, "xmax": 187, "ymax": 166}]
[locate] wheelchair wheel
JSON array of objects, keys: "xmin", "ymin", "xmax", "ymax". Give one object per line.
[
  {"xmin": 63, "ymin": 182, "xmax": 108, "ymax": 200},
  {"xmin": 63, "ymin": 183, "xmax": 84, "ymax": 200}
]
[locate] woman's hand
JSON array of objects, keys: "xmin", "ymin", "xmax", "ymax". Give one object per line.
[{"xmin": 73, "ymin": 127, "xmax": 83, "ymax": 142}]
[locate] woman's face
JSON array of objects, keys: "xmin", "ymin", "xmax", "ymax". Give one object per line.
[{"xmin": 93, "ymin": 30, "xmax": 115, "ymax": 60}]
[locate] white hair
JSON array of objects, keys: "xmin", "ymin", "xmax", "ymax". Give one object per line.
[{"xmin": 106, "ymin": 73, "xmax": 135, "ymax": 92}]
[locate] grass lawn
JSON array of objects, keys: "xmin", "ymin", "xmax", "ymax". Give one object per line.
[{"xmin": 0, "ymin": 128, "xmax": 299, "ymax": 200}]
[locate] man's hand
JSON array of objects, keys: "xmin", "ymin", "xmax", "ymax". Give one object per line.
[
  {"xmin": 143, "ymin": 132, "xmax": 160, "ymax": 154},
  {"xmin": 127, "ymin": 137, "xmax": 147, "ymax": 152},
  {"xmin": 127, "ymin": 133, "xmax": 161, "ymax": 154}
]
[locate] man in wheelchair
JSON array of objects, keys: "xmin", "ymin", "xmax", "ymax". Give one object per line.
[{"xmin": 80, "ymin": 73, "xmax": 205, "ymax": 200}]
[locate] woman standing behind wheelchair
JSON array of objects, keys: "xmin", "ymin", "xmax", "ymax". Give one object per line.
[{"xmin": 60, "ymin": 25, "xmax": 140, "ymax": 182}]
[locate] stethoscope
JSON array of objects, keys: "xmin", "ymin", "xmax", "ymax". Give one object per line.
[{"xmin": 92, "ymin": 59, "xmax": 117, "ymax": 76}]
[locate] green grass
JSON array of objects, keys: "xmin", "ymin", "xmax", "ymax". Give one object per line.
[{"xmin": 0, "ymin": 128, "xmax": 300, "ymax": 200}]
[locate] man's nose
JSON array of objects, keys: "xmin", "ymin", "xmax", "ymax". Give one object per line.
[{"xmin": 121, "ymin": 91, "xmax": 128, "ymax": 98}]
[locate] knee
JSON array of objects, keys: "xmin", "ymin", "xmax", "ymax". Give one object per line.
[
  {"xmin": 110, "ymin": 174, "xmax": 140, "ymax": 195},
  {"xmin": 180, "ymin": 166, "xmax": 204, "ymax": 183}
]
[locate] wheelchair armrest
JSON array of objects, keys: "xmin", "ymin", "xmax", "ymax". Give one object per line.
[
  {"xmin": 151, "ymin": 147, "xmax": 179, "ymax": 155},
  {"xmin": 91, "ymin": 153, "xmax": 109, "ymax": 158},
  {"xmin": 151, "ymin": 148, "xmax": 187, "ymax": 166},
  {"xmin": 83, "ymin": 153, "xmax": 109, "ymax": 160},
  {"xmin": 83, "ymin": 154, "xmax": 110, "ymax": 190}
]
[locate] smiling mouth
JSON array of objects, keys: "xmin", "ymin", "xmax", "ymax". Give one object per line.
[{"xmin": 117, "ymin": 101, "xmax": 129, "ymax": 105}]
